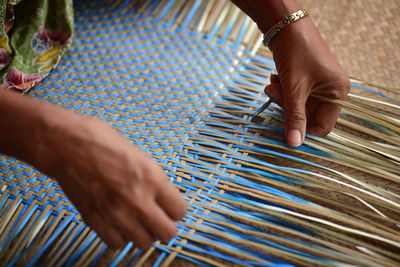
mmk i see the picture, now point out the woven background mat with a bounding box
[258,0,400,88]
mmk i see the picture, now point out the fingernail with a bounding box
[287,129,302,147]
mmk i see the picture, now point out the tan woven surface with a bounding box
[258,0,400,88]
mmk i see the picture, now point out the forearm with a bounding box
[0,89,68,166]
[0,90,42,161]
[231,0,319,55]
[0,88,187,250]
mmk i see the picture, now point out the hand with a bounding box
[31,110,187,249]
[266,17,350,147]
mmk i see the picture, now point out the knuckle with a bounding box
[323,124,335,136]
[129,197,147,215]
[309,123,335,137]
[137,160,159,181]
[128,164,145,185]
[318,127,332,137]
[284,110,306,123]
[126,186,142,202]
[321,130,331,137]
[326,72,351,100]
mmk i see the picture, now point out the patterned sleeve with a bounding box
[0,0,73,93]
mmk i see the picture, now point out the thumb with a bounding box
[283,87,308,147]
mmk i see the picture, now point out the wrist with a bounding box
[255,0,303,34]
[268,16,315,55]
[16,98,67,169]
[0,90,82,174]
[0,90,42,162]
[231,0,303,34]
[29,104,91,175]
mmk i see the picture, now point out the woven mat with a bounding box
[0,1,399,266]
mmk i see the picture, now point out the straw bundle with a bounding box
[0,0,399,266]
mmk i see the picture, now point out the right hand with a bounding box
[230,0,350,147]
[31,109,187,249]
[265,17,350,146]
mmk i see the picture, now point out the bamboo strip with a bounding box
[193,197,400,261]
[158,243,227,267]
[45,221,78,266]
[54,224,90,266]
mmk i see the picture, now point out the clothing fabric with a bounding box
[0,0,73,93]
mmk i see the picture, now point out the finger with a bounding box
[282,85,308,147]
[112,207,154,249]
[140,200,179,243]
[307,102,341,137]
[141,159,187,221]
[156,182,187,221]
[264,83,283,107]
[83,211,126,249]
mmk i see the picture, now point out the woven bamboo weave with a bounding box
[0,0,399,266]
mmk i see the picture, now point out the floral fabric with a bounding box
[0,0,73,93]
